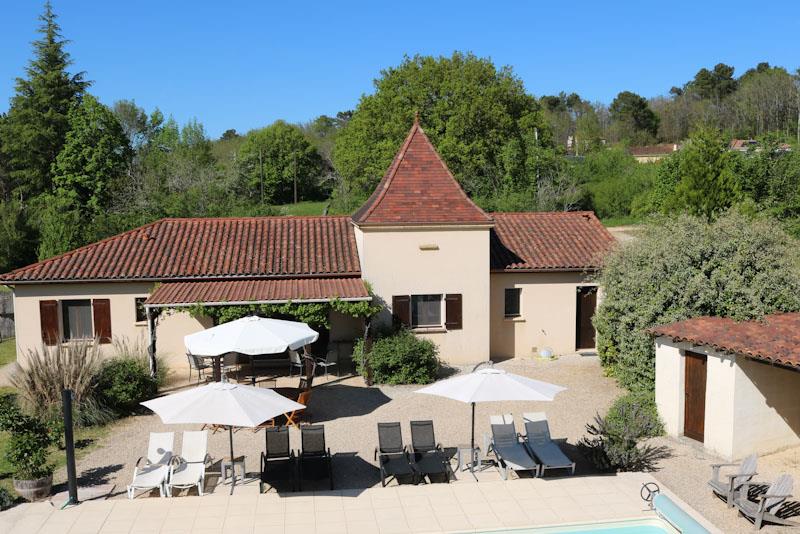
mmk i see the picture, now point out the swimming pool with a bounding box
[476,518,677,533]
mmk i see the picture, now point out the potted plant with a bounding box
[0,395,58,501]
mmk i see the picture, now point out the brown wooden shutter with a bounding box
[40,300,59,346]
[92,299,112,344]
[445,294,462,330]
[391,295,410,327]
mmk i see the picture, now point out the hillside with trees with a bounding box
[1,3,799,274]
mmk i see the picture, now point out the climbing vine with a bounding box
[180,298,380,328]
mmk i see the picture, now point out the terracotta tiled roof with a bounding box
[0,216,360,283]
[145,278,371,306]
[650,313,800,369]
[352,120,492,226]
[629,144,678,157]
[490,211,615,271]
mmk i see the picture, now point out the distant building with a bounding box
[730,139,791,153]
[628,144,679,163]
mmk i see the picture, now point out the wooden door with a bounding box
[684,351,707,442]
[575,287,597,350]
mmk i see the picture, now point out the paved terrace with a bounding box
[1,472,721,534]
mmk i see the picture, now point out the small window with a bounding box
[504,288,522,318]
[62,300,93,341]
[411,294,442,328]
[135,298,147,323]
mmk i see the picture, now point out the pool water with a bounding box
[477,519,674,533]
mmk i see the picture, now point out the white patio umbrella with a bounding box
[415,366,565,472]
[184,315,319,356]
[141,381,304,479]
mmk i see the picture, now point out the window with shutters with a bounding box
[504,288,522,318]
[410,294,442,328]
[62,300,93,341]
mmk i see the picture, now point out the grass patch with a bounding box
[601,215,642,227]
[0,339,16,367]
[274,200,329,216]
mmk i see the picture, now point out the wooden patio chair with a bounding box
[285,390,311,428]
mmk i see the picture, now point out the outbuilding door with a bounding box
[684,351,707,442]
[575,286,597,350]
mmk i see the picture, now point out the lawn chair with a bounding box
[127,432,174,499]
[522,412,576,476]
[409,420,449,483]
[316,349,338,378]
[708,453,758,508]
[260,426,296,492]
[186,353,211,384]
[285,390,311,428]
[166,430,210,497]
[490,415,539,480]
[298,425,333,490]
[735,474,797,530]
[289,349,304,376]
[375,422,417,487]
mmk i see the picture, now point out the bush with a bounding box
[578,393,670,472]
[0,394,60,480]
[95,357,158,415]
[594,210,800,392]
[12,341,106,425]
[355,329,440,384]
[0,486,13,510]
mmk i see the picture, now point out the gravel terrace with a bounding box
[43,353,800,532]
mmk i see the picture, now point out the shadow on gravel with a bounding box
[51,463,124,495]
[308,385,391,422]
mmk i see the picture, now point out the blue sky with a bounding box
[2,1,799,138]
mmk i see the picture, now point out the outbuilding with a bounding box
[651,313,800,460]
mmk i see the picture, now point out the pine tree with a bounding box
[0,1,89,201]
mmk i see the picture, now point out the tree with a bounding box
[594,210,800,392]
[0,1,89,200]
[687,63,737,103]
[609,91,659,144]
[0,201,34,272]
[332,52,551,207]
[729,66,799,137]
[220,129,239,141]
[671,128,742,219]
[112,100,151,149]
[237,121,325,204]
[52,95,132,214]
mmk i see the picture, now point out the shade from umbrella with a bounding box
[141,381,305,462]
[184,315,318,357]
[415,367,566,472]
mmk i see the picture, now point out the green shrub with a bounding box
[355,330,440,385]
[0,394,60,480]
[594,210,800,392]
[578,393,670,472]
[0,486,13,510]
[95,357,158,415]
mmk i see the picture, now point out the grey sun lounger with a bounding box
[410,420,449,483]
[708,453,757,508]
[735,473,797,530]
[522,412,576,476]
[375,422,417,486]
[490,415,539,480]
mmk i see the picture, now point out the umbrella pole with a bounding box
[228,426,236,495]
[470,402,475,473]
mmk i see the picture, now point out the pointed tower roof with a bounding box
[352,119,493,227]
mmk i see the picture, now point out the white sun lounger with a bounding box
[490,414,539,480]
[167,430,210,497]
[522,412,576,476]
[127,432,174,499]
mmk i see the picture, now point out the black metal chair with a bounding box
[410,420,449,483]
[260,426,296,492]
[298,425,333,490]
[375,422,417,487]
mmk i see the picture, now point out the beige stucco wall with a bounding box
[731,357,800,458]
[655,337,800,459]
[489,272,596,359]
[11,282,211,377]
[355,224,491,365]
